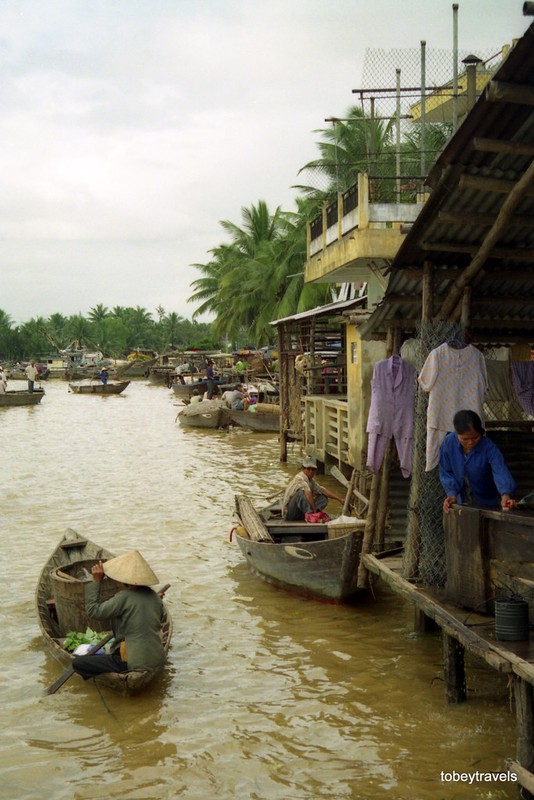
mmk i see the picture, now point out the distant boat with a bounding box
[177,399,232,429]
[68,381,130,395]
[0,389,45,407]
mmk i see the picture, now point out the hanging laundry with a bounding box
[418,342,487,471]
[511,361,534,416]
[366,354,416,478]
[486,360,515,404]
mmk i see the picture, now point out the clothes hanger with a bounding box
[447,337,468,349]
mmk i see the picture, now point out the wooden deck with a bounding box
[362,550,534,797]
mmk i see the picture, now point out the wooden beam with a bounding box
[459,173,534,197]
[514,678,534,776]
[421,260,433,323]
[473,137,534,157]
[438,210,534,227]
[471,296,534,307]
[436,158,534,321]
[486,80,534,106]
[506,760,534,796]
[421,241,534,259]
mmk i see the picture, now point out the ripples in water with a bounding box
[0,380,516,799]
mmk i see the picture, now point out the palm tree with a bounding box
[296,106,395,200]
[88,304,110,322]
[160,312,185,350]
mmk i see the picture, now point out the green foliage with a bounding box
[63,627,109,652]
[0,306,222,361]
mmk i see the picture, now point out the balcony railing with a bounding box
[303,396,349,466]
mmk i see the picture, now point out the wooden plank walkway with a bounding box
[362,550,534,798]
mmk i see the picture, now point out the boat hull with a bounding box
[177,400,232,429]
[229,409,280,432]
[234,528,364,601]
[35,529,172,694]
[68,381,130,395]
[0,389,45,406]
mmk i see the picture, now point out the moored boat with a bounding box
[0,389,45,407]
[68,380,130,395]
[233,495,366,602]
[177,399,232,429]
[229,409,280,432]
[36,529,172,694]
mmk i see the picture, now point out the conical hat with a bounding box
[103,550,159,586]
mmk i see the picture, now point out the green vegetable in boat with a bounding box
[63,628,108,652]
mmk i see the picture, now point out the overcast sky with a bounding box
[0,0,528,325]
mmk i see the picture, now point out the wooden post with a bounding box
[515,677,534,786]
[403,261,433,580]
[375,439,393,550]
[414,608,439,633]
[278,324,288,462]
[442,632,466,704]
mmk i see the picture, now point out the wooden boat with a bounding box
[36,529,173,694]
[177,399,232,429]
[68,380,130,395]
[233,495,366,602]
[0,389,45,406]
[229,409,280,432]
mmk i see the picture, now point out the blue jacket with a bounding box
[439,433,516,507]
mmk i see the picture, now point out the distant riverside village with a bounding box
[4,8,534,796]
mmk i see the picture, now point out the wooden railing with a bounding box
[303,396,349,466]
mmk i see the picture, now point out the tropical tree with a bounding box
[296,106,395,201]
[189,200,334,345]
[88,304,110,322]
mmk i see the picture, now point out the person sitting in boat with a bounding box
[439,409,517,514]
[281,457,344,521]
[98,368,109,385]
[189,389,202,405]
[0,366,7,393]
[222,383,250,411]
[72,550,166,680]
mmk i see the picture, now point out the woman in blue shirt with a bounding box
[439,409,517,514]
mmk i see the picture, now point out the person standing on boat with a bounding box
[72,550,166,680]
[281,457,344,521]
[204,359,216,400]
[0,366,7,393]
[98,368,109,385]
[25,361,38,393]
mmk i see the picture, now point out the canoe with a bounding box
[36,529,172,694]
[171,379,235,401]
[0,389,45,406]
[233,495,366,602]
[177,399,232,429]
[68,381,130,395]
[229,409,280,432]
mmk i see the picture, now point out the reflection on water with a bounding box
[0,381,517,799]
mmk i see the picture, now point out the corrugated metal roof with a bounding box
[270,296,367,326]
[361,21,534,344]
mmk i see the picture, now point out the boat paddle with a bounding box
[45,631,114,696]
[45,583,171,696]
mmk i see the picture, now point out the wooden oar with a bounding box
[45,631,114,695]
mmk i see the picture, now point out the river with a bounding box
[0,379,517,800]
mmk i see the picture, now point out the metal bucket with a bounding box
[50,559,122,633]
[494,599,530,642]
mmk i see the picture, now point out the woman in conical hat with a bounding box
[72,550,166,680]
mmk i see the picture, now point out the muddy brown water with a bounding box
[0,380,517,799]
